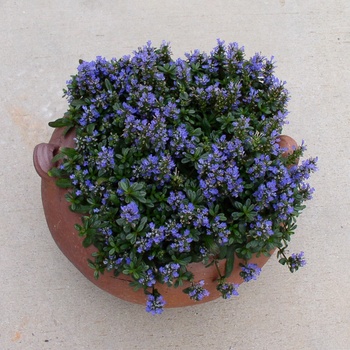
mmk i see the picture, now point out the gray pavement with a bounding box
[1,1,349,349]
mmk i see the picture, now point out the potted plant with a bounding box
[34,40,317,314]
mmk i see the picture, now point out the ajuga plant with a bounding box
[48,40,317,314]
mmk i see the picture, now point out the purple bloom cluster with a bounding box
[98,227,113,244]
[291,157,318,182]
[288,251,307,272]
[133,153,175,185]
[197,138,244,202]
[168,124,196,157]
[187,280,210,301]
[136,223,166,253]
[168,223,193,253]
[207,216,231,245]
[159,263,180,283]
[123,115,169,152]
[96,146,115,170]
[103,254,128,271]
[145,294,166,315]
[178,203,210,229]
[167,191,186,210]
[240,263,262,282]
[249,215,274,238]
[248,154,271,180]
[217,282,239,299]
[138,269,156,288]
[120,202,140,223]
[253,180,278,210]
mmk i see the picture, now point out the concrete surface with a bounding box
[1,1,349,349]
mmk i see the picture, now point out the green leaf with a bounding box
[180,92,189,100]
[82,236,93,248]
[73,205,91,213]
[126,233,136,242]
[234,201,243,210]
[176,256,192,266]
[182,287,191,294]
[48,117,73,128]
[132,193,146,203]
[87,123,95,135]
[109,194,120,205]
[224,245,235,278]
[55,178,72,188]
[105,78,113,91]
[119,179,129,191]
[279,258,287,265]
[116,218,124,226]
[60,147,78,158]
[246,240,259,249]
[137,217,148,231]
[191,128,202,137]
[218,245,228,260]
[186,189,196,202]
[71,99,86,108]
[174,279,183,288]
[48,167,62,178]
[97,177,108,185]
[131,182,144,191]
[51,152,66,163]
[145,199,154,208]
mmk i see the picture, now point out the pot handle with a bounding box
[279,135,298,156]
[33,143,60,179]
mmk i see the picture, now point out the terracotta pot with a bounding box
[33,127,297,308]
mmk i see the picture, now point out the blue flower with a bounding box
[96,146,115,169]
[167,191,186,210]
[187,280,210,301]
[120,201,140,223]
[249,215,274,238]
[193,207,210,228]
[217,282,239,299]
[159,263,180,283]
[136,223,166,253]
[207,216,230,245]
[169,227,193,253]
[169,124,196,156]
[291,157,318,181]
[240,263,261,282]
[288,251,306,272]
[145,294,166,315]
[146,223,166,244]
[123,115,169,152]
[199,246,209,257]
[248,154,271,180]
[135,237,152,253]
[197,140,244,202]
[133,153,175,185]
[98,227,113,239]
[253,180,277,209]
[138,269,156,287]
